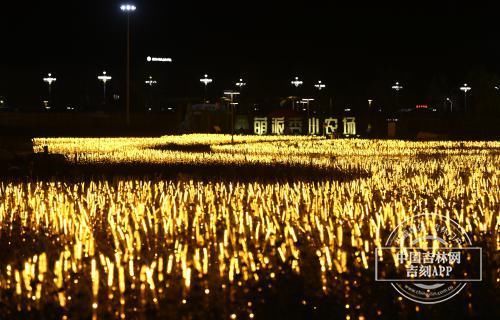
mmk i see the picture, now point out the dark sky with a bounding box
[0,0,499,108]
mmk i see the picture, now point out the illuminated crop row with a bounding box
[0,135,498,318]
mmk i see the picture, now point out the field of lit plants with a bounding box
[0,135,499,319]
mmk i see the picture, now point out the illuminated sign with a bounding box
[272,117,285,135]
[324,118,339,135]
[416,104,429,109]
[308,118,320,135]
[254,117,268,135]
[146,56,173,63]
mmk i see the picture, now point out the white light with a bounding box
[291,76,303,88]
[301,98,314,102]
[224,91,240,96]
[121,4,136,12]
[391,81,403,91]
[146,56,173,63]
[145,76,158,86]
[43,73,57,85]
[314,80,326,90]
[236,78,246,88]
[98,71,112,83]
[460,83,471,93]
[200,74,213,85]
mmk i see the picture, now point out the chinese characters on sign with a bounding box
[308,118,320,135]
[271,117,285,135]
[253,117,356,136]
[324,118,339,135]
[254,117,268,135]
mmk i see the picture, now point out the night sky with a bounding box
[1,0,499,109]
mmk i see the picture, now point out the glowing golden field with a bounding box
[0,135,498,319]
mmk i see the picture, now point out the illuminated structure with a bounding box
[97,71,112,103]
[236,78,246,90]
[224,90,240,143]
[120,3,136,125]
[460,83,471,112]
[301,98,314,118]
[290,77,303,110]
[146,56,172,63]
[200,74,213,103]
[254,117,268,135]
[308,117,320,135]
[314,80,326,91]
[391,81,403,112]
[43,73,57,107]
[145,75,157,87]
[271,117,285,135]
[324,118,339,135]
[343,117,356,135]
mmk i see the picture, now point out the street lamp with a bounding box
[145,75,157,87]
[145,75,158,110]
[291,77,303,110]
[460,83,471,112]
[224,90,240,144]
[446,97,453,113]
[120,3,136,125]
[301,98,315,118]
[200,74,213,103]
[236,78,246,90]
[391,81,403,112]
[291,76,303,88]
[314,80,326,91]
[43,73,57,107]
[98,71,112,104]
[368,99,373,109]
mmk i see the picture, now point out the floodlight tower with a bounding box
[120,3,137,125]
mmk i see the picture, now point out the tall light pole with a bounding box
[291,76,303,110]
[446,97,453,113]
[224,91,240,144]
[145,75,157,110]
[43,73,57,107]
[200,74,213,103]
[460,83,471,112]
[313,81,326,116]
[120,3,136,125]
[98,71,112,104]
[391,81,403,113]
[302,98,314,118]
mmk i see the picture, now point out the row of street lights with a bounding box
[391,81,473,112]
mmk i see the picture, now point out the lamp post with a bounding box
[236,78,246,112]
[291,76,303,110]
[391,81,403,113]
[314,80,326,91]
[120,3,136,125]
[43,73,57,108]
[145,75,157,87]
[446,97,453,113]
[224,90,240,144]
[460,83,471,112]
[145,75,157,110]
[98,71,112,104]
[200,74,213,103]
[301,98,315,119]
[236,78,246,91]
